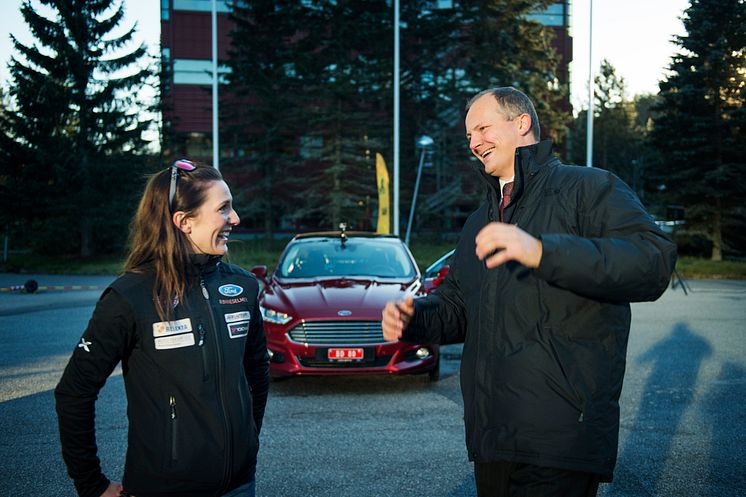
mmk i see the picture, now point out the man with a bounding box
[382,87,676,496]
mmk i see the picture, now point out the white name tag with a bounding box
[224,311,251,323]
[153,318,193,337]
[155,333,195,350]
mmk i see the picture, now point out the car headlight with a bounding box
[260,305,293,325]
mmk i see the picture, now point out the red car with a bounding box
[250,231,440,380]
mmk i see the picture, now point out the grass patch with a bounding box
[224,239,291,272]
[0,253,125,275]
[406,239,455,270]
[676,256,746,280]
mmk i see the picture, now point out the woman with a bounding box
[55,160,269,497]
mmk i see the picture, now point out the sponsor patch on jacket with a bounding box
[155,333,196,350]
[224,311,251,323]
[152,318,193,337]
[227,321,250,339]
[152,318,194,350]
[218,297,250,305]
[218,284,244,297]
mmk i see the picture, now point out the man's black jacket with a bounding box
[404,141,676,479]
[55,256,269,497]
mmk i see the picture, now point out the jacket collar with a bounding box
[187,253,222,277]
[475,139,555,203]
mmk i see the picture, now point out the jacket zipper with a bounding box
[197,323,208,380]
[169,395,178,462]
[199,275,233,490]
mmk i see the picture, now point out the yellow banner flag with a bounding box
[375,153,390,234]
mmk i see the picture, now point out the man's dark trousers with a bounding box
[475,461,601,497]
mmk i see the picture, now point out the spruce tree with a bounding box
[223,0,571,235]
[225,0,390,233]
[651,0,746,260]
[0,0,155,257]
[571,60,648,194]
[398,0,569,231]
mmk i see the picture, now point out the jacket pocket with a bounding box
[547,328,611,421]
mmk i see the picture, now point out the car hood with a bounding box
[262,277,419,320]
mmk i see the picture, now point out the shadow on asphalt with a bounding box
[610,322,712,495]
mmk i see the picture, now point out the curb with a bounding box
[0,282,108,293]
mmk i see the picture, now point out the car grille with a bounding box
[288,320,386,345]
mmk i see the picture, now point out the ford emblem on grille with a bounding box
[218,284,244,297]
[337,310,352,316]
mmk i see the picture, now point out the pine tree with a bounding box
[293,0,391,229]
[223,0,313,238]
[398,0,569,231]
[222,0,571,235]
[571,60,649,195]
[0,0,155,257]
[225,0,390,233]
[651,0,746,260]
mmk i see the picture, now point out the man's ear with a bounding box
[517,113,533,137]
[172,211,192,235]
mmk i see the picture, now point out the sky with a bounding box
[0,0,690,113]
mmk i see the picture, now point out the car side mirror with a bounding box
[433,265,450,287]
[250,265,268,283]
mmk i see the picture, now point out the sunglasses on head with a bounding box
[168,159,197,212]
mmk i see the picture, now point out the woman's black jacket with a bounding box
[55,256,269,497]
[404,141,677,480]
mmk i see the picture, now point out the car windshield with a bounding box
[277,237,417,279]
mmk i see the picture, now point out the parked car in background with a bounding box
[251,230,440,380]
[422,249,454,294]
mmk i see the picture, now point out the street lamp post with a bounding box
[404,135,434,246]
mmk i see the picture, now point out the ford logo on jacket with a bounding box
[219,284,244,297]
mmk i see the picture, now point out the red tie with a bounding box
[499,181,514,222]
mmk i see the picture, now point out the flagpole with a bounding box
[211,0,219,170]
[393,0,400,236]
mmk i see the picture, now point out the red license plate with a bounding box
[327,348,364,361]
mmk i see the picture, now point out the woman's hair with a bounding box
[124,162,224,320]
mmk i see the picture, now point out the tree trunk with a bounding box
[79,149,93,258]
[711,199,722,261]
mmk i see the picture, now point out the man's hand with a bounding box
[100,482,123,497]
[381,297,415,341]
[475,222,543,269]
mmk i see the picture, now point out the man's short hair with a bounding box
[466,87,541,141]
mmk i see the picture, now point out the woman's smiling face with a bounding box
[183,180,240,255]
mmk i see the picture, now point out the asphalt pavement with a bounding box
[1,274,745,496]
[0,274,115,316]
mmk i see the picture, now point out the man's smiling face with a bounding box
[465,94,533,180]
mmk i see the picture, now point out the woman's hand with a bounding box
[100,482,123,497]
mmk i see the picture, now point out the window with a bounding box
[278,238,417,279]
[526,2,565,27]
[173,59,231,85]
[173,0,232,13]
[161,0,170,20]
